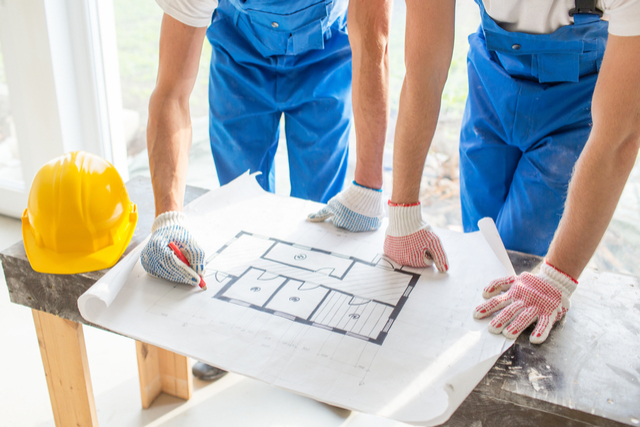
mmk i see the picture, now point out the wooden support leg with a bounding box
[135,341,193,409]
[32,309,99,427]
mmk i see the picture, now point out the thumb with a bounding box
[307,206,334,222]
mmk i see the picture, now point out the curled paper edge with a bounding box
[78,241,146,320]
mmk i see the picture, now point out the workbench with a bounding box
[2,177,639,427]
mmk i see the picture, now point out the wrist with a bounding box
[352,180,382,192]
[386,202,430,236]
[152,211,187,233]
[539,259,578,296]
[152,190,184,218]
[354,165,383,190]
[388,200,420,207]
[336,182,385,218]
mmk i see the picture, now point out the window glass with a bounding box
[0,43,24,188]
[113,0,639,276]
[593,159,640,276]
[384,2,480,232]
[114,1,215,187]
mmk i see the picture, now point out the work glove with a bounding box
[307,181,385,232]
[383,202,449,272]
[140,211,205,286]
[473,260,578,344]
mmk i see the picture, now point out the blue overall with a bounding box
[459,0,608,256]
[207,0,351,203]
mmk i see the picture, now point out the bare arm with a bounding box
[390,0,456,203]
[347,0,392,189]
[147,13,207,216]
[546,34,640,279]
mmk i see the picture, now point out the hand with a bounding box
[473,260,578,344]
[140,211,206,286]
[383,202,448,272]
[307,181,385,232]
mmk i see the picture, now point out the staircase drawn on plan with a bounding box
[204,231,421,345]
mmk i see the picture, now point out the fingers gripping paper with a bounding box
[78,173,512,425]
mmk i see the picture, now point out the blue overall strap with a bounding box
[288,20,325,55]
[474,0,606,83]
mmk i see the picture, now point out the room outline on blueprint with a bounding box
[79,177,514,424]
[205,231,421,345]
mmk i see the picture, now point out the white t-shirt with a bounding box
[157,0,640,36]
[484,0,640,36]
[156,0,218,28]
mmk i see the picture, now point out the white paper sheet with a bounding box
[79,174,513,425]
[478,217,516,277]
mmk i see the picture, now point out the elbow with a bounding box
[403,60,450,101]
[148,86,190,121]
[596,112,640,158]
[347,2,391,65]
[149,85,190,109]
[361,25,389,63]
[623,114,640,154]
[147,87,192,147]
[361,32,389,66]
[617,131,640,161]
[403,46,452,98]
[610,132,640,178]
[591,122,640,172]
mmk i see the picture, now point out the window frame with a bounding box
[0,0,127,218]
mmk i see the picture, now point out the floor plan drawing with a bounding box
[205,231,421,345]
[78,175,513,424]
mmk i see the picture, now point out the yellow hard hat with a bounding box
[21,151,138,274]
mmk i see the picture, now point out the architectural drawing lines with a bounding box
[206,231,421,345]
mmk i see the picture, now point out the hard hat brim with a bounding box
[22,207,138,275]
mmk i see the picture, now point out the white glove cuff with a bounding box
[151,211,187,233]
[386,204,430,237]
[336,183,385,219]
[539,261,578,297]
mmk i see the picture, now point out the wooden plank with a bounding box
[135,341,162,409]
[136,342,192,408]
[32,309,98,427]
[158,347,193,400]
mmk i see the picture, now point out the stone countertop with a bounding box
[1,176,207,324]
[2,177,638,427]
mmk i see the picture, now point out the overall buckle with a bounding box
[569,0,603,17]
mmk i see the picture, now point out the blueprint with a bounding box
[204,231,420,345]
[78,173,512,426]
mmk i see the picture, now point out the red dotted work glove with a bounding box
[383,202,449,272]
[473,260,578,344]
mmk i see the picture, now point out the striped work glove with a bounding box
[383,202,449,272]
[140,211,205,286]
[473,260,577,344]
[307,181,385,232]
